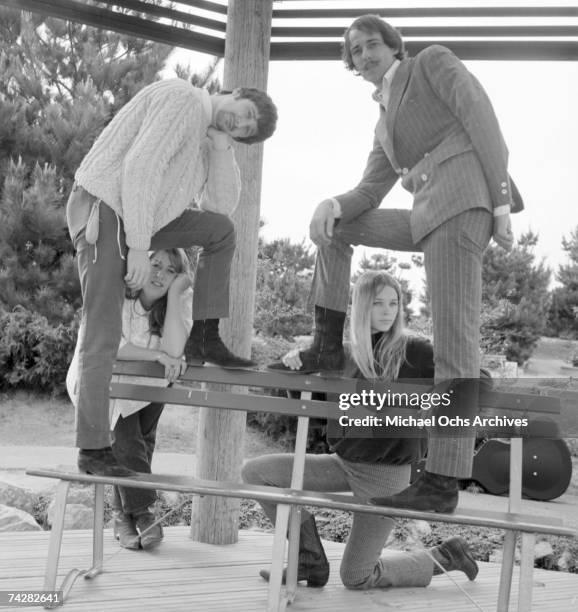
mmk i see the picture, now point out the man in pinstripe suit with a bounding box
[269,15,523,512]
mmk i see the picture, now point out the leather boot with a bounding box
[113,512,140,550]
[259,516,329,587]
[371,471,459,513]
[430,536,479,581]
[134,510,164,550]
[267,306,346,374]
[185,319,256,369]
[78,447,136,477]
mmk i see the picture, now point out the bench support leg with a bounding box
[516,532,535,612]
[497,530,517,612]
[85,483,105,579]
[267,504,291,612]
[285,506,302,601]
[43,480,70,593]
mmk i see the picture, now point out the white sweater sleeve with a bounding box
[121,89,202,250]
[197,141,241,216]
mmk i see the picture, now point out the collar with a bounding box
[200,88,213,125]
[372,59,401,104]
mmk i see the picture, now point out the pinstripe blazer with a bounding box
[336,45,524,243]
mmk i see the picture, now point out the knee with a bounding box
[211,213,236,248]
[241,457,265,485]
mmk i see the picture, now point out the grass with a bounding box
[0,390,282,457]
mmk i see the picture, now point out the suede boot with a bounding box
[268,306,346,374]
[259,516,329,587]
[430,536,479,581]
[371,471,459,513]
[113,512,140,550]
[185,319,256,369]
[134,510,164,550]
[78,447,136,477]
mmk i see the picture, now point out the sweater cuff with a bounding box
[125,233,151,251]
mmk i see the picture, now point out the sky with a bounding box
[165,1,578,305]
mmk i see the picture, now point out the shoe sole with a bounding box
[140,535,164,550]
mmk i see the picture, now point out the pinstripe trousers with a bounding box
[310,207,493,478]
[242,453,433,589]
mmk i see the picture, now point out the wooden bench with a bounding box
[27,363,577,612]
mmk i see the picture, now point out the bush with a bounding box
[0,306,78,393]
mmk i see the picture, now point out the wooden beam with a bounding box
[93,0,227,33]
[2,0,577,61]
[0,0,225,55]
[271,6,578,19]
[270,25,578,38]
[270,40,578,62]
[190,0,274,547]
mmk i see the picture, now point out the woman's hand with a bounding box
[168,272,193,296]
[280,348,303,371]
[156,351,187,383]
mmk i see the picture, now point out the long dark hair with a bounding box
[126,248,190,336]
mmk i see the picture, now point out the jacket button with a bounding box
[402,168,409,175]
[421,173,428,181]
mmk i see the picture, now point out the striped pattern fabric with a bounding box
[334,45,515,242]
[312,208,491,477]
[311,45,513,477]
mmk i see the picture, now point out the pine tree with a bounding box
[481,231,552,364]
[0,8,173,325]
[254,237,315,338]
[0,8,180,391]
[548,226,578,338]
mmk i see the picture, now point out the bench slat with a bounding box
[111,361,561,415]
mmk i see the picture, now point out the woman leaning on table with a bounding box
[242,270,478,589]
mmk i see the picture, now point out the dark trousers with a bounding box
[111,402,164,515]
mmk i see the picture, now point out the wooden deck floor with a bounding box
[1,528,577,612]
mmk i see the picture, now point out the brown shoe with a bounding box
[78,448,136,477]
[430,536,479,581]
[134,511,164,550]
[370,471,459,513]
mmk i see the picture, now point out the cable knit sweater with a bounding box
[75,79,241,250]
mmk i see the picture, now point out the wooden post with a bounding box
[190,0,273,544]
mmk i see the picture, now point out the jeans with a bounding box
[111,402,164,514]
[242,453,433,589]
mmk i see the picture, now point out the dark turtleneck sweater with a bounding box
[326,334,434,465]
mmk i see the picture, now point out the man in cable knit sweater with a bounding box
[67,78,277,477]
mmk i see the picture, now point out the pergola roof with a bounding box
[1,0,577,60]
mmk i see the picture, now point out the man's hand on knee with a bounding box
[310,199,336,246]
[125,248,151,290]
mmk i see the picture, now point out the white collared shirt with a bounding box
[372,59,401,111]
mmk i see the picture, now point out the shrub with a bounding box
[0,306,78,393]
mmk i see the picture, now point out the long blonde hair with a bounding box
[350,270,408,380]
